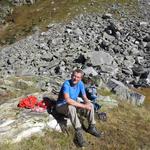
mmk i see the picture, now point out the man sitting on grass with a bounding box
[56,69,102,147]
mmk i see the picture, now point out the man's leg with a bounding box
[86,104,101,137]
[67,105,87,147]
[76,103,101,137]
[56,104,68,116]
[56,104,87,147]
[86,103,96,125]
[56,104,82,129]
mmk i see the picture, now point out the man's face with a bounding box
[71,72,82,85]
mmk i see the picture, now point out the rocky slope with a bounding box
[0,13,150,88]
[0,0,150,144]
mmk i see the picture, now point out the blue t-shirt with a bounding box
[57,80,86,106]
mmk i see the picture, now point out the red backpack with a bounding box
[18,95,38,109]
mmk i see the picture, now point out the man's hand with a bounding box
[84,103,92,111]
[64,93,93,110]
[82,94,92,110]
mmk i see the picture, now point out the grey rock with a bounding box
[146,72,150,84]
[39,43,49,50]
[41,54,53,62]
[115,31,121,39]
[139,21,149,27]
[136,56,145,65]
[132,65,146,76]
[36,80,47,91]
[143,34,150,42]
[88,51,116,66]
[10,0,36,6]
[114,54,124,65]
[102,13,112,19]
[122,68,133,75]
[145,42,150,51]
[123,56,135,68]
[101,65,118,75]
[130,47,140,55]
[74,28,83,35]
[7,58,15,65]
[103,32,115,42]
[83,67,98,76]
[107,79,145,105]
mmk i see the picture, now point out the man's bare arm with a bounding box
[64,93,92,111]
[82,94,91,104]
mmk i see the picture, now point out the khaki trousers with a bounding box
[56,103,96,129]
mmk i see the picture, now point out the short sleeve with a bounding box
[80,81,86,96]
[62,82,70,94]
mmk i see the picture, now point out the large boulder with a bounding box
[83,67,98,76]
[107,79,145,106]
[88,51,118,75]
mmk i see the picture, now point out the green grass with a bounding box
[0,76,41,102]
[0,102,150,150]
[0,0,12,5]
[0,76,150,149]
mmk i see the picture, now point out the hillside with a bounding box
[0,0,150,149]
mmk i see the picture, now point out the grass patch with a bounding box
[0,0,12,5]
[0,76,41,102]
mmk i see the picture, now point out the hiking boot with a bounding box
[87,124,101,137]
[75,128,87,147]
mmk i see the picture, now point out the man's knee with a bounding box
[56,104,68,115]
[68,105,77,114]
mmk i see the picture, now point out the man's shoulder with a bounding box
[63,80,71,86]
[78,80,84,86]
